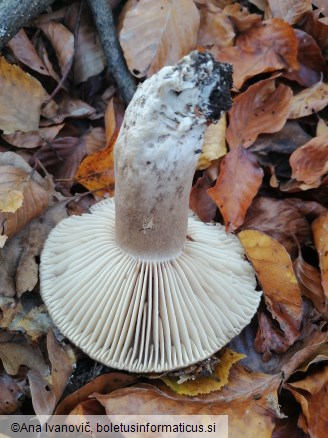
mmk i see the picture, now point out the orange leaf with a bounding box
[238,230,302,343]
[226,78,292,149]
[208,147,263,231]
[290,136,328,186]
[218,18,299,88]
[197,3,235,49]
[312,211,328,300]
[119,0,200,77]
[74,131,117,196]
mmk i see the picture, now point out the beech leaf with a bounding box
[288,80,328,119]
[197,115,227,170]
[119,0,200,77]
[312,211,328,299]
[266,0,312,25]
[208,147,263,232]
[226,78,293,149]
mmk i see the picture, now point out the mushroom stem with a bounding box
[114,52,233,259]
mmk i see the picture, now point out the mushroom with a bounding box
[40,52,261,373]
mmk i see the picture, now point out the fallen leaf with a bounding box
[95,365,283,437]
[226,78,293,149]
[119,0,200,77]
[0,342,49,376]
[208,147,263,231]
[39,22,74,74]
[2,124,64,149]
[290,136,328,187]
[7,29,50,75]
[28,369,56,416]
[312,211,328,299]
[316,117,328,137]
[238,230,302,345]
[313,0,328,16]
[218,19,299,89]
[285,366,328,438]
[224,3,261,32]
[0,57,47,134]
[241,197,326,257]
[197,114,226,170]
[55,373,137,415]
[0,373,26,414]
[266,0,312,25]
[65,2,106,84]
[0,152,52,239]
[294,254,328,317]
[74,131,118,196]
[197,3,235,49]
[162,348,245,395]
[288,80,328,119]
[189,172,217,222]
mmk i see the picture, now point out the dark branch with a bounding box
[87,0,137,105]
[0,0,55,49]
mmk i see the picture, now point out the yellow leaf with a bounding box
[316,117,328,137]
[118,0,200,77]
[197,115,227,170]
[162,348,245,395]
[0,189,23,213]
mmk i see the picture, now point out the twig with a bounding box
[0,0,55,49]
[87,0,137,105]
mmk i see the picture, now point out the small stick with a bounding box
[87,0,137,105]
[0,0,55,49]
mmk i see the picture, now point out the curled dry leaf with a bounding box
[7,29,50,76]
[217,19,299,89]
[38,22,74,74]
[197,3,235,50]
[95,365,283,438]
[208,147,263,231]
[255,312,292,359]
[197,115,226,170]
[238,230,302,345]
[0,373,26,414]
[2,124,64,149]
[288,80,328,119]
[285,366,328,438]
[119,0,200,77]
[189,172,217,222]
[0,152,52,240]
[266,0,312,25]
[290,136,328,187]
[0,342,49,376]
[312,211,328,299]
[162,348,245,395]
[0,57,47,134]
[294,254,328,317]
[226,78,292,149]
[223,4,261,32]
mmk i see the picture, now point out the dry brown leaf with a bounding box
[208,147,263,231]
[289,81,328,119]
[0,152,51,240]
[285,366,328,438]
[197,115,226,170]
[294,254,328,317]
[7,29,50,75]
[312,212,328,300]
[39,22,74,74]
[0,57,47,134]
[119,0,200,77]
[190,172,217,222]
[316,117,328,137]
[313,0,328,16]
[218,19,299,89]
[2,124,64,149]
[266,0,312,25]
[226,78,292,149]
[255,312,292,359]
[56,373,137,415]
[238,230,302,344]
[197,3,235,49]
[290,136,328,187]
[0,373,26,414]
[0,343,48,376]
[162,348,245,395]
[223,3,261,32]
[65,3,106,84]
[94,365,283,437]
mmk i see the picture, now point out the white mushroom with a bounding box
[40,52,262,373]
